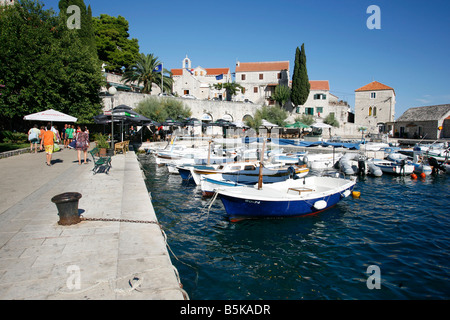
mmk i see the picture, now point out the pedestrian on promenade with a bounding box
[39,126,45,143]
[76,126,90,165]
[52,125,61,144]
[28,124,40,153]
[40,124,55,166]
[61,124,67,148]
[66,124,74,146]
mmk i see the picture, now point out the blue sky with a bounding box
[42,0,450,118]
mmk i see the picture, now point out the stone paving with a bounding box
[0,146,185,300]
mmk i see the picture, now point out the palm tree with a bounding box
[122,53,173,94]
[212,82,244,101]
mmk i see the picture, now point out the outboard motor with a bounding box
[428,157,445,174]
[288,166,297,179]
[358,159,366,175]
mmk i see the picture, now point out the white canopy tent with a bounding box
[311,122,332,129]
[23,109,77,123]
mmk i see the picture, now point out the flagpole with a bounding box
[161,63,164,94]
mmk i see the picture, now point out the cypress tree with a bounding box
[58,0,96,53]
[291,43,310,106]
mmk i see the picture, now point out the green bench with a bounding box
[89,147,112,174]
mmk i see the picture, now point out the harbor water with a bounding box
[138,154,449,300]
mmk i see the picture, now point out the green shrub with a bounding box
[2,131,27,144]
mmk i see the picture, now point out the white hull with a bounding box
[372,159,414,175]
[304,153,342,170]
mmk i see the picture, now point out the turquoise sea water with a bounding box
[139,155,450,300]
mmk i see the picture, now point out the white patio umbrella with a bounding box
[260,119,278,128]
[23,109,77,123]
[311,122,332,129]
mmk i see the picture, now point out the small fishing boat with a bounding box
[372,159,414,175]
[269,151,307,165]
[186,161,308,185]
[386,151,432,176]
[302,153,343,170]
[176,164,222,181]
[200,166,310,196]
[215,176,356,222]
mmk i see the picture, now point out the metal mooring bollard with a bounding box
[51,192,82,225]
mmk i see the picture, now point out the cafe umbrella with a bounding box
[24,109,77,125]
[95,105,157,142]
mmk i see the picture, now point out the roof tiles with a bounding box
[355,81,394,93]
[236,61,289,72]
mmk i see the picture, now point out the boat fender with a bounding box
[303,156,308,165]
[313,200,327,210]
[342,190,351,198]
[411,173,417,179]
[352,191,361,198]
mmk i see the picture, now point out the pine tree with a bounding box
[291,43,310,107]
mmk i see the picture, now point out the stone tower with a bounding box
[354,81,396,134]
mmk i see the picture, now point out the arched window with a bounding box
[369,106,372,116]
[373,107,377,116]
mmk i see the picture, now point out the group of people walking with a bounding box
[28,123,90,166]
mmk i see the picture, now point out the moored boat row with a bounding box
[144,137,448,221]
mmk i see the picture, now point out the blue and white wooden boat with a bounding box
[200,166,309,196]
[215,176,356,222]
[176,164,220,181]
[185,161,309,186]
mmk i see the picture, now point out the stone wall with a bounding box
[102,92,261,122]
[101,92,367,138]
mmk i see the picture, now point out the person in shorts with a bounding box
[28,124,40,153]
[40,124,55,166]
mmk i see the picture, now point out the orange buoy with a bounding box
[411,173,417,179]
[420,172,426,179]
[352,191,361,198]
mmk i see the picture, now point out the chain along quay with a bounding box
[138,136,449,299]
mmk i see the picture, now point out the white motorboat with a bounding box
[372,159,414,175]
[302,153,342,170]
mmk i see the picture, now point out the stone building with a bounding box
[394,104,450,139]
[171,56,231,100]
[354,81,396,134]
[292,80,351,124]
[234,61,290,104]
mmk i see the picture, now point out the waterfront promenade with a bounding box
[0,146,185,300]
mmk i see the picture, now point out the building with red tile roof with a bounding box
[235,60,290,104]
[355,81,396,96]
[354,81,396,134]
[171,56,231,100]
